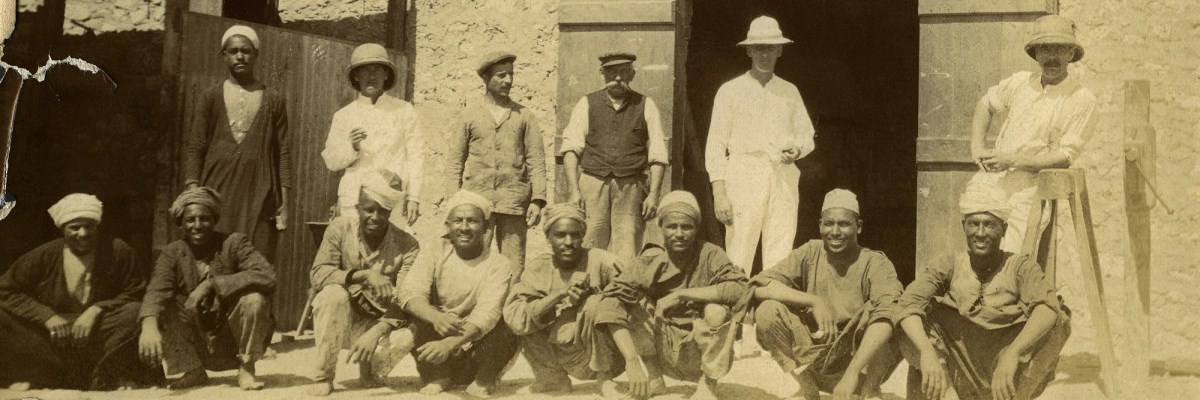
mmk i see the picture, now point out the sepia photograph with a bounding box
[0,0,1195,399]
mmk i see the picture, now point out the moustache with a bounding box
[605,81,629,89]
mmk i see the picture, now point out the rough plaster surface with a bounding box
[1057,0,1200,362]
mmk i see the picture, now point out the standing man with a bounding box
[446,51,547,278]
[967,15,1096,255]
[559,52,669,263]
[185,25,291,261]
[752,190,903,400]
[323,43,424,228]
[707,15,815,275]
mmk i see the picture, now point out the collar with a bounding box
[354,93,394,106]
[1028,71,1079,94]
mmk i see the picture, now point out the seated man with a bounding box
[0,193,159,390]
[752,189,904,400]
[595,190,750,400]
[138,187,276,390]
[894,182,1070,400]
[397,189,519,397]
[503,203,629,396]
[306,174,421,396]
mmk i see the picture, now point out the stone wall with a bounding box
[1060,0,1200,360]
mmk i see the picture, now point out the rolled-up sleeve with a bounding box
[892,259,951,326]
[1056,91,1097,163]
[557,97,589,157]
[322,109,359,172]
[864,255,904,325]
[643,97,670,166]
[1014,255,1060,316]
[463,261,512,334]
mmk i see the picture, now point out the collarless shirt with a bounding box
[398,239,513,334]
[321,93,425,202]
[309,216,421,290]
[895,252,1060,330]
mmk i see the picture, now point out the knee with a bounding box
[753,300,788,329]
[237,292,270,314]
[702,303,731,327]
[313,285,350,308]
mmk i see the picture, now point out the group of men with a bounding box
[0,13,1094,400]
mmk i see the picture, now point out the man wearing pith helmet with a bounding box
[707,14,817,358]
[322,43,426,229]
[445,50,548,280]
[558,51,670,264]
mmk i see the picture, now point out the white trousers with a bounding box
[722,153,800,274]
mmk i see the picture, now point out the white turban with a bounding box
[222,25,260,50]
[48,193,102,227]
[445,189,492,220]
[959,177,1011,221]
[360,172,404,210]
[822,189,860,215]
[657,190,701,224]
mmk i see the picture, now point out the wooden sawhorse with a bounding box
[1021,168,1119,397]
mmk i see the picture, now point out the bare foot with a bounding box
[306,381,334,397]
[237,363,264,390]
[359,363,383,387]
[649,377,668,396]
[168,368,209,390]
[599,379,623,398]
[420,379,450,395]
[690,377,719,400]
[8,382,30,391]
[465,381,494,397]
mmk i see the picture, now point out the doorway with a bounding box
[681,1,918,281]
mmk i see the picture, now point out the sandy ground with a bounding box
[3,337,1199,400]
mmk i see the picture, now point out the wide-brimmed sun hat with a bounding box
[1024,15,1084,63]
[347,43,397,91]
[737,16,793,46]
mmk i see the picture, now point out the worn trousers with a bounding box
[521,296,624,383]
[0,302,160,390]
[309,285,414,382]
[755,300,900,394]
[898,302,1071,400]
[160,292,274,375]
[491,213,528,281]
[408,319,520,387]
[579,173,646,263]
[723,154,800,273]
[596,297,737,382]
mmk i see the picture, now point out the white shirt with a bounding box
[398,242,512,334]
[321,93,425,202]
[983,71,1097,163]
[557,93,670,166]
[705,72,816,182]
[62,247,93,305]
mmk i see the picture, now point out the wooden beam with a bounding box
[153,0,190,254]
[189,0,222,16]
[560,0,674,25]
[386,0,407,50]
[1122,80,1153,393]
[1069,170,1121,397]
[918,0,1056,16]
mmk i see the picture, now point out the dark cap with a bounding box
[598,52,637,67]
[476,51,517,77]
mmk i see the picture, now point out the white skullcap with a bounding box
[48,193,102,227]
[445,189,492,220]
[822,189,860,215]
[959,177,1011,221]
[360,172,404,210]
[222,25,260,50]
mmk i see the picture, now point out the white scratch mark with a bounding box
[1,56,109,83]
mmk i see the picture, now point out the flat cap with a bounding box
[599,52,636,67]
[477,51,517,77]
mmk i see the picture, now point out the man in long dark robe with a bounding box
[138,187,276,390]
[184,25,291,261]
[0,193,160,390]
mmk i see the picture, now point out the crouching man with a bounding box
[894,182,1070,400]
[503,203,630,396]
[752,189,903,400]
[397,189,520,397]
[306,173,421,396]
[594,190,750,399]
[138,187,275,390]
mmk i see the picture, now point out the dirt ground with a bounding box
[3,338,1199,400]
